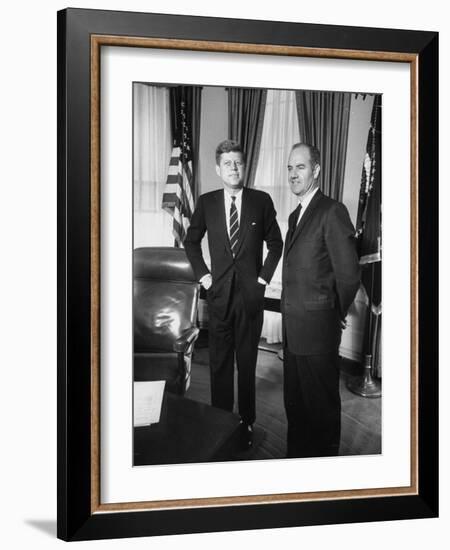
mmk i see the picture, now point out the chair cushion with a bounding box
[134,281,198,352]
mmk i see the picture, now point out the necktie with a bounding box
[229,196,240,255]
[288,203,302,241]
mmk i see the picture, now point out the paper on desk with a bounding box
[133,380,166,427]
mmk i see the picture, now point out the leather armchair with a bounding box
[134,247,200,395]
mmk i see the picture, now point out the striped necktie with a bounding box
[229,196,240,255]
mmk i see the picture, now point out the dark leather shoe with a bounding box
[239,422,253,451]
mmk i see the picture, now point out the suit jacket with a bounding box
[281,189,360,355]
[184,188,283,319]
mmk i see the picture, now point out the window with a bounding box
[133,84,173,247]
[254,89,300,226]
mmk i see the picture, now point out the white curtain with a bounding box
[133,84,173,248]
[254,89,300,343]
[254,89,300,222]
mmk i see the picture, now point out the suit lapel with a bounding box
[214,190,233,256]
[286,189,323,254]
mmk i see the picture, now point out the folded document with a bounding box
[133,380,166,427]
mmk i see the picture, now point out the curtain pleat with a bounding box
[133,83,172,206]
[191,87,202,201]
[227,88,267,188]
[296,91,351,201]
[253,89,300,224]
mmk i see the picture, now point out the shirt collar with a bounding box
[224,188,243,199]
[224,188,243,208]
[298,186,319,210]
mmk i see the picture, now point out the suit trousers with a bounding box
[208,275,263,425]
[283,347,341,458]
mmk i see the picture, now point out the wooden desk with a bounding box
[134,392,241,466]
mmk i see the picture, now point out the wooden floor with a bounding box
[186,340,381,461]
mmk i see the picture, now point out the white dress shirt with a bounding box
[224,188,243,237]
[296,186,319,224]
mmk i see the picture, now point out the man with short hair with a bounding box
[281,142,360,458]
[184,139,282,450]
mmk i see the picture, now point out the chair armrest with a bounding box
[173,326,200,353]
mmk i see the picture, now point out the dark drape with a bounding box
[190,87,202,201]
[295,90,351,201]
[355,94,382,377]
[227,88,267,188]
[167,85,203,199]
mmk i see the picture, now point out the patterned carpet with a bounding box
[185,344,381,460]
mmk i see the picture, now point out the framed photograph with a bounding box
[57,8,438,541]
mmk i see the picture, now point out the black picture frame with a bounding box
[57,7,438,541]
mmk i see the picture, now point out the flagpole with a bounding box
[347,261,381,398]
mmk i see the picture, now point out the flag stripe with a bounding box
[162,146,195,246]
[161,89,198,246]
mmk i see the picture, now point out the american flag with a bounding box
[162,87,195,247]
[356,94,382,267]
[356,94,382,378]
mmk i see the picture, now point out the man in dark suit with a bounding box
[281,142,360,458]
[184,140,283,449]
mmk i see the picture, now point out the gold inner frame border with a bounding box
[89,34,419,514]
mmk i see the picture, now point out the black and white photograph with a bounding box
[51,4,440,543]
[132,83,382,466]
[1,0,446,545]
